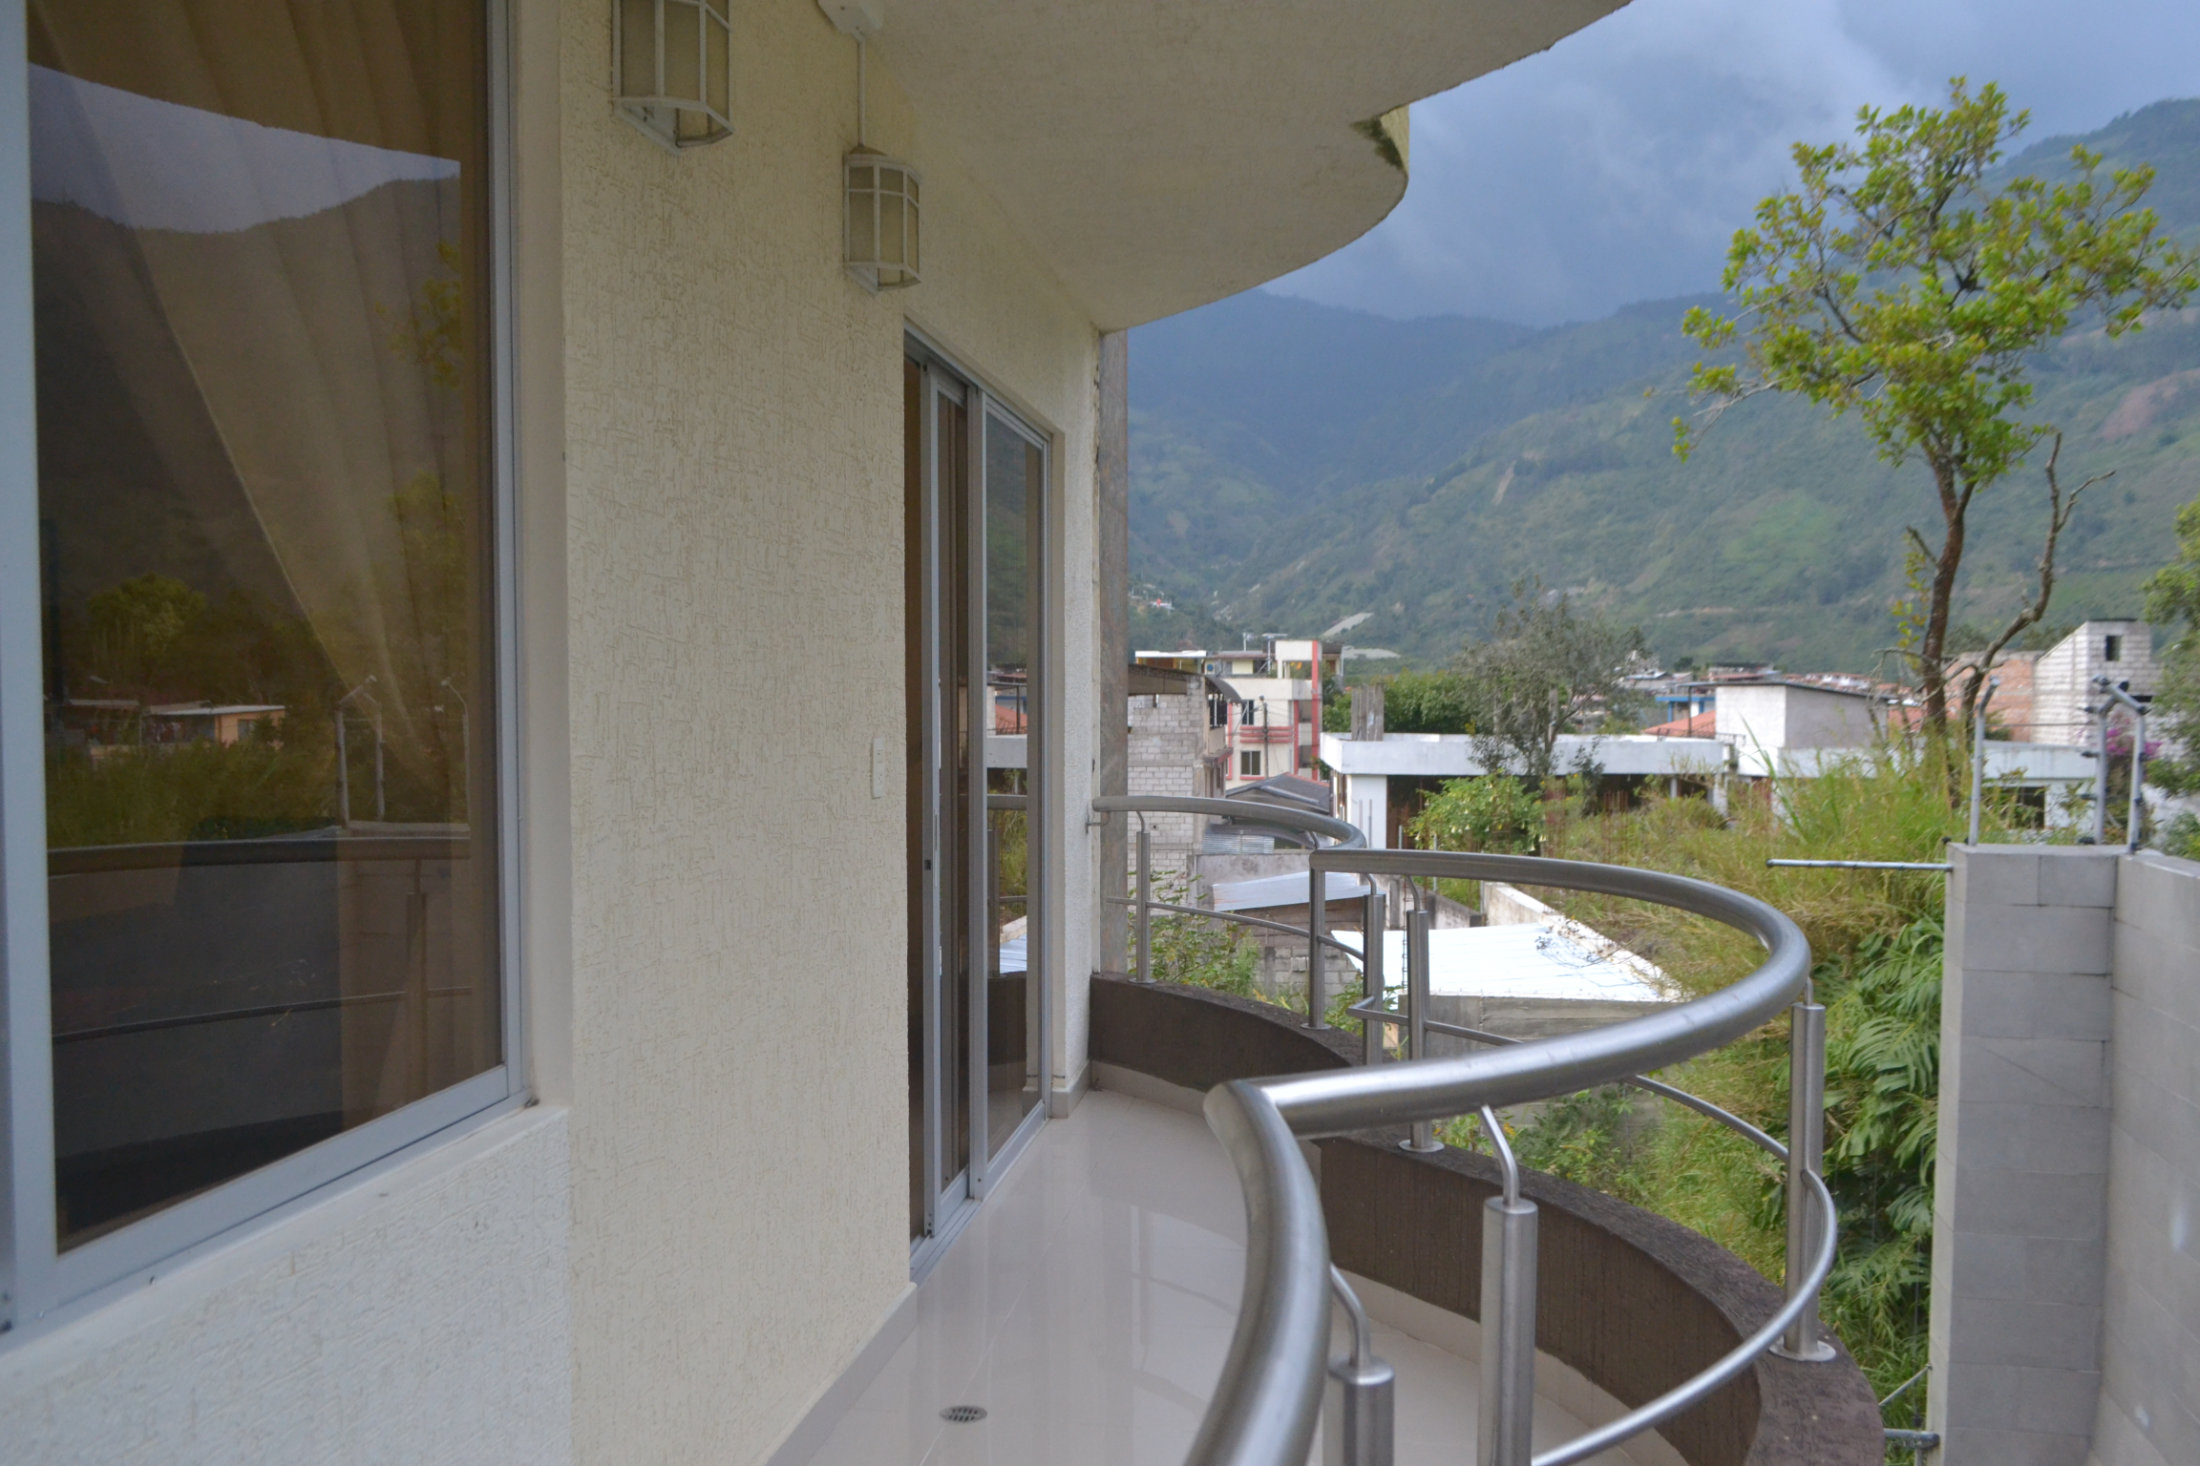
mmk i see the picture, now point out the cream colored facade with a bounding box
[0,1,1629,1462]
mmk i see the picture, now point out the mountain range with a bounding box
[1127,98,2200,674]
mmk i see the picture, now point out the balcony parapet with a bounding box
[1088,977,1884,1466]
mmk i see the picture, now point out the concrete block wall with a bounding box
[1128,690,1208,879]
[1933,845,2200,1466]
[2090,852,2200,1466]
[1931,845,2118,1466]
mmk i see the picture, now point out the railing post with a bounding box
[1480,1109,1537,1466]
[1325,1267,1395,1466]
[1362,888,1386,1067]
[1775,1000,1836,1361]
[1401,907,1440,1153]
[1307,860,1329,1029]
[1135,825,1153,985]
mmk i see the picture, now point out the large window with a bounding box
[3,0,511,1320]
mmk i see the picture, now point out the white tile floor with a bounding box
[808,1090,1650,1466]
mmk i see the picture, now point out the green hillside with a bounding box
[1129,99,2200,672]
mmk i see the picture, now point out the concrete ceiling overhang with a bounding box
[874,0,1628,330]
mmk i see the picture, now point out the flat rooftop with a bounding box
[1339,926,1671,1004]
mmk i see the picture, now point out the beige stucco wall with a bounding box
[0,1109,574,1466]
[555,1,1100,1461]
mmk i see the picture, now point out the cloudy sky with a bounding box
[1266,0,2200,326]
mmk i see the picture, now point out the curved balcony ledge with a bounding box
[803,1086,1686,1466]
[875,0,1627,329]
[1087,976,1886,1466]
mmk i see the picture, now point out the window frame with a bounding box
[0,0,527,1334]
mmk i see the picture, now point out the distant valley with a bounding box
[1128,99,2200,673]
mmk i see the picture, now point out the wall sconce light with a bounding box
[615,0,734,152]
[846,145,920,291]
[822,3,919,291]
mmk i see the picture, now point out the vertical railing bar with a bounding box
[1362,888,1385,1067]
[1135,822,1152,985]
[1401,907,1439,1153]
[1325,1266,1395,1466]
[1307,858,1329,1029]
[1480,1109,1538,1466]
[1774,999,1836,1361]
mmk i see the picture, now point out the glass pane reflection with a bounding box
[985,416,1042,1157]
[31,1,499,1249]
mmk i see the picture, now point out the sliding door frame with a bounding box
[906,330,1051,1275]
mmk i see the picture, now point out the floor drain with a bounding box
[941,1405,988,1424]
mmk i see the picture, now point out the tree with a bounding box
[1379,669,1472,734]
[1678,80,2196,744]
[2142,497,2200,793]
[1454,581,1643,783]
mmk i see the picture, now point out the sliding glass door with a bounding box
[906,342,1046,1259]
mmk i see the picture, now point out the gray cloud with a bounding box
[1265,0,2200,325]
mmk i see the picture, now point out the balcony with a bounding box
[796,798,1886,1466]
[808,1087,1691,1466]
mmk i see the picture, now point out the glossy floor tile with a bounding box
[808,1090,1651,1466]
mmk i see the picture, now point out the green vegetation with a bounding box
[1453,581,1645,780]
[46,738,336,848]
[1406,775,1541,855]
[1379,669,1474,733]
[1680,79,2197,737]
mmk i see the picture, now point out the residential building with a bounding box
[1138,640,1335,789]
[1713,679,1882,754]
[2030,619,2158,744]
[1125,661,1228,878]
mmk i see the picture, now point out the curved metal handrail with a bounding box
[1269,849,1809,1133]
[1188,846,1824,1466]
[1091,793,1366,849]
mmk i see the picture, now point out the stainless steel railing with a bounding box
[1092,793,1365,988]
[1090,798,1838,1466]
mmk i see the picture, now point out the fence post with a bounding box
[2092,680,2112,846]
[1775,1000,1836,1361]
[2129,706,2147,853]
[1967,678,1996,846]
[1135,825,1153,985]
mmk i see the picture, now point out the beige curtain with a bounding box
[31,0,487,802]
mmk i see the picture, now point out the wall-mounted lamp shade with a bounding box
[616,0,733,151]
[846,147,920,290]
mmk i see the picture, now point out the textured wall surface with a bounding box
[555,0,1099,1461]
[2090,852,2200,1466]
[1930,845,2118,1466]
[0,1109,573,1466]
[1128,690,1206,874]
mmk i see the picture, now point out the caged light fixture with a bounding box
[615,0,734,152]
[824,2,919,291]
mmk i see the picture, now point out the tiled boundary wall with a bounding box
[1931,846,2200,1466]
